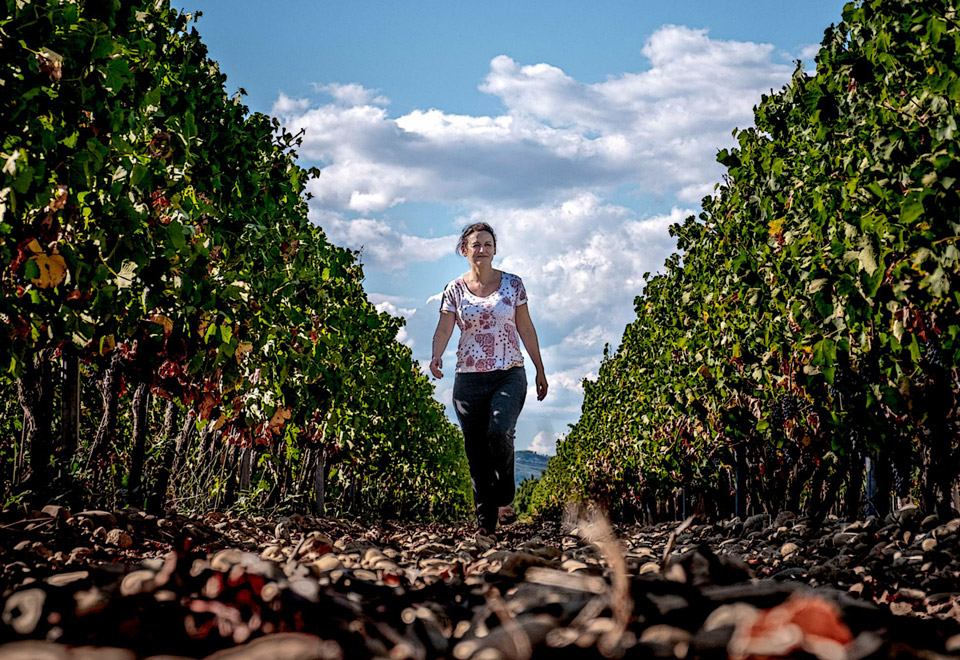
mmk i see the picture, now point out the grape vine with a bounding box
[1,0,471,519]
[531,0,960,522]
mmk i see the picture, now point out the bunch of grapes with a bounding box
[892,463,910,497]
[845,427,859,454]
[924,341,945,369]
[829,365,868,401]
[768,394,802,426]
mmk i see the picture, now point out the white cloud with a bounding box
[798,43,821,62]
[271,92,310,116]
[530,431,565,456]
[373,300,416,319]
[483,199,694,328]
[368,292,417,318]
[315,82,390,107]
[310,208,456,271]
[282,25,793,213]
[395,326,413,349]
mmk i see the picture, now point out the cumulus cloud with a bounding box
[310,208,456,271]
[271,92,310,116]
[368,292,417,319]
[484,198,695,328]
[315,82,390,107]
[280,25,791,213]
[798,43,822,62]
[530,431,565,456]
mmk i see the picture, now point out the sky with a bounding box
[187,0,848,456]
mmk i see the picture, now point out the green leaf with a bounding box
[101,57,133,95]
[811,338,837,367]
[23,259,40,280]
[858,243,877,275]
[922,266,949,296]
[901,198,924,224]
[168,221,187,250]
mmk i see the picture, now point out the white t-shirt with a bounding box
[440,271,528,373]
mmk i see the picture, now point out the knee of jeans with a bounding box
[488,425,515,445]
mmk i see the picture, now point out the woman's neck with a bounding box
[467,262,498,284]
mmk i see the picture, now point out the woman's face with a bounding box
[464,230,496,264]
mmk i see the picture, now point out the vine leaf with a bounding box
[26,239,67,288]
[858,243,877,276]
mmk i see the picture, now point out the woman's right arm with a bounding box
[430,312,457,378]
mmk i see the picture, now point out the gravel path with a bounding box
[1,504,958,659]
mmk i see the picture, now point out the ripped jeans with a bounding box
[453,366,527,530]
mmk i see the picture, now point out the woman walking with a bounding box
[430,222,548,536]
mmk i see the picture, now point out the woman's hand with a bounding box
[430,356,444,379]
[536,370,548,401]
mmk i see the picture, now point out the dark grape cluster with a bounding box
[892,464,910,497]
[924,342,945,369]
[768,394,802,425]
[834,366,864,389]
[845,428,859,454]
[829,365,867,400]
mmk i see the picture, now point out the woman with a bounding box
[430,222,548,535]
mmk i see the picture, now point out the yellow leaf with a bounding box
[150,314,173,334]
[26,239,67,288]
[269,406,292,434]
[100,334,116,355]
[768,218,785,237]
[199,392,217,420]
[235,341,253,363]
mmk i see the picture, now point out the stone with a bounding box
[105,529,132,549]
[780,543,800,557]
[312,554,341,572]
[202,633,342,659]
[0,641,71,660]
[40,505,70,520]
[640,624,692,644]
[74,510,117,527]
[920,514,940,531]
[893,505,921,527]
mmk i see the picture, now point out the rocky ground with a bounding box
[0,503,959,659]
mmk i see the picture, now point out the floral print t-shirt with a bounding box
[440,272,528,373]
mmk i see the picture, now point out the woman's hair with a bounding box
[457,222,497,257]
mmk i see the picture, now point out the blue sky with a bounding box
[188,0,847,454]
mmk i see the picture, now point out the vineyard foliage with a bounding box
[531,0,960,522]
[1,0,472,519]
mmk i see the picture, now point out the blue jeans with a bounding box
[453,366,527,529]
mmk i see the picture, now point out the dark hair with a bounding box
[457,222,497,257]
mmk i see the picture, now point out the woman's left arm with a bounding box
[515,303,548,401]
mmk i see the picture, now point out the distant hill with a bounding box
[515,450,549,487]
